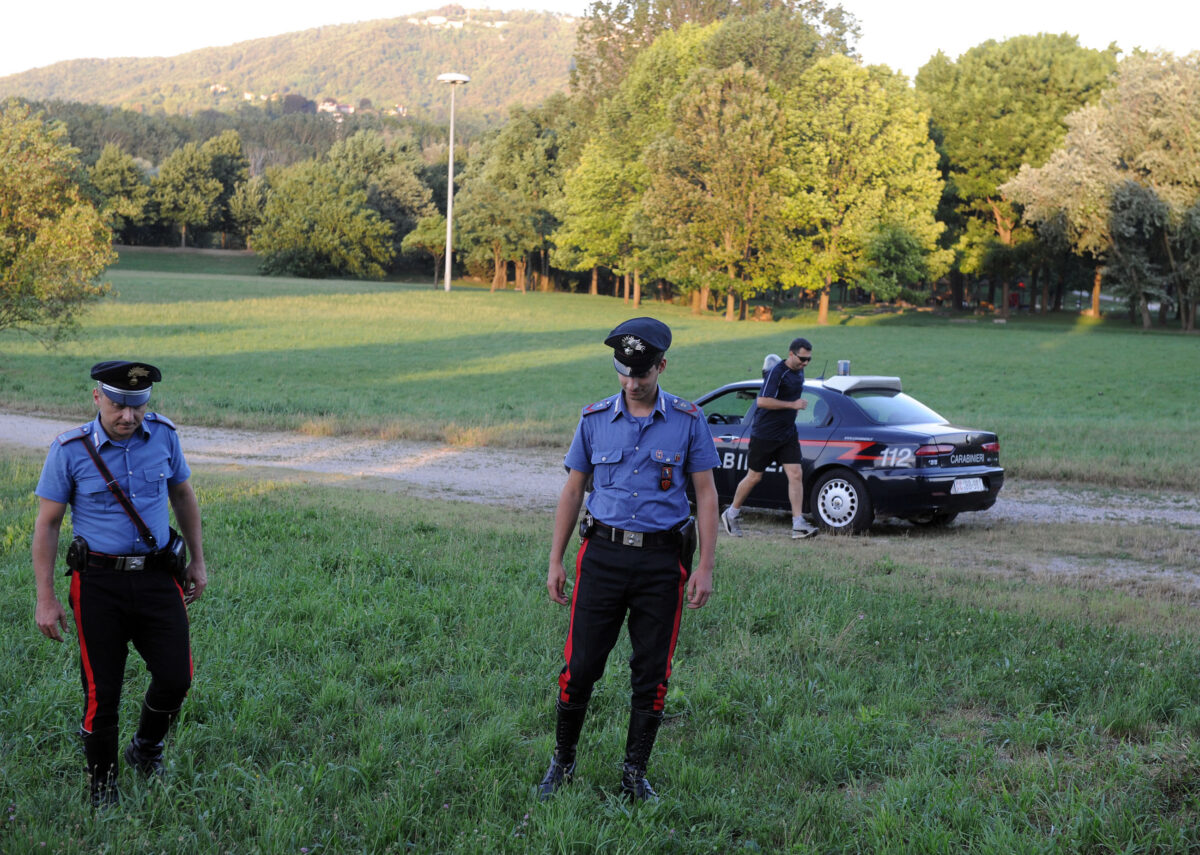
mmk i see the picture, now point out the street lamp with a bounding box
[437,72,469,292]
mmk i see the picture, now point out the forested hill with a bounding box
[0,7,577,124]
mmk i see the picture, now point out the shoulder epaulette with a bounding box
[581,397,615,417]
[671,397,700,418]
[144,412,177,430]
[54,424,92,445]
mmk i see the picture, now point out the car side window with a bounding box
[795,391,830,428]
[704,389,757,426]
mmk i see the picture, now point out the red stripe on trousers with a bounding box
[557,539,589,703]
[652,560,689,711]
[70,573,100,733]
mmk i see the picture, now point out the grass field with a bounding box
[3,446,1200,853]
[0,252,1197,491]
[2,253,1200,851]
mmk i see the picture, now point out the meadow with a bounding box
[1,255,1199,852]
[1,250,1197,490]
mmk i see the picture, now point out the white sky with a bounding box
[3,0,1197,79]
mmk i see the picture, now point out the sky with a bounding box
[3,0,1198,79]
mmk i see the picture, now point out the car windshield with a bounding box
[846,389,946,425]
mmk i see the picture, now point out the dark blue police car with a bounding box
[693,363,1003,533]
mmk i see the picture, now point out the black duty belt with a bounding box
[591,521,677,549]
[86,551,166,572]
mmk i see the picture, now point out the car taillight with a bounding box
[982,441,999,453]
[915,444,954,457]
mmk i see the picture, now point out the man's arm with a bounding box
[686,469,718,609]
[168,480,207,604]
[756,395,806,411]
[547,469,589,606]
[33,498,69,641]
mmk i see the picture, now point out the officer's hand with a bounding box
[36,596,69,642]
[183,561,208,605]
[686,566,713,609]
[547,560,569,606]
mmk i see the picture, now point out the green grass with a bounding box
[0,250,1197,491]
[3,448,1200,853]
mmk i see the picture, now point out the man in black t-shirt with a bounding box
[721,338,818,539]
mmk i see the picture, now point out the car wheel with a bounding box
[909,512,958,527]
[810,470,874,533]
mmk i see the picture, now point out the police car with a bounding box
[693,359,1004,533]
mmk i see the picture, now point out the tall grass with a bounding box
[2,448,1199,853]
[0,254,1196,490]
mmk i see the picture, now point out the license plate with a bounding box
[951,477,985,494]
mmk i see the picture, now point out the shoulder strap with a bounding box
[80,438,159,550]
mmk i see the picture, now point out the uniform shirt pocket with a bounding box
[590,448,623,488]
[76,475,115,510]
[137,467,169,498]
[650,448,684,466]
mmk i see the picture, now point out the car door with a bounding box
[734,389,841,509]
[699,387,758,501]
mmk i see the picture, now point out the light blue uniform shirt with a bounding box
[36,413,191,555]
[564,388,719,532]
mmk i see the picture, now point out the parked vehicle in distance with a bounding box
[692,363,1004,533]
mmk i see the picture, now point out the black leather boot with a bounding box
[82,726,120,808]
[536,701,588,801]
[620,708,663,803]
[123,701,177,777]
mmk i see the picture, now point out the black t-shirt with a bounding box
[752,360,804,441]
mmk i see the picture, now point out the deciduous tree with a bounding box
[0,99,113,343]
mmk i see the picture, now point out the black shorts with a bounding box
[747,434,801,471]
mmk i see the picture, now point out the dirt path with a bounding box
[8,412,1200,528]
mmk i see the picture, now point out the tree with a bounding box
[400,213,447,286]
[200,130,250,247]
[88,143,151,242]
[861,224,931,302]
[0,100,114,344]
[153,142,222,247]
[916,34,1118,306]
[1002,52,1200,329]
[228,176,267,249]
[641,64,785,320]
[778,56,946,324]
[254,160,393,278]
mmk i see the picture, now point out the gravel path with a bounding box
[6,412,1200,528]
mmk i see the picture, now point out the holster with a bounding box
[676,516,698,572]
[578,513,596,542]
[164,527,188,583]
[66,535,89,576]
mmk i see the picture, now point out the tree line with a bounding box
[4,0,1198,342]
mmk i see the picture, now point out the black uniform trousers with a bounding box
[68,567,192,734]
[558,535,689,713]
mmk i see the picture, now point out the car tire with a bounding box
[909,512,958,527]
[810,470,874,534]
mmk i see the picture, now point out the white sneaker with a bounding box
[721,507,743,537]
[791,521,819,539]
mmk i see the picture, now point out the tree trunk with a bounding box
[632,269,641,309]
[950,270,965,310]
[589,267,599,296]
[179,224,187,248]
[1138,293,1152,329]
[433,254,442,288]
[1090,268,1102,317]
[490,247,505,292]
[515,258,527,293]
[690,289,702,314]
[700,287,711,313]
[1000,281,1010,319]
[817,280,831,325]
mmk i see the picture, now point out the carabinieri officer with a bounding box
[539,317,719,803]
[33,361,207,808]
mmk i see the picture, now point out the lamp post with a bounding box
[437,72,469,292]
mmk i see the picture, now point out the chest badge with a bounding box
[660,465,673,491]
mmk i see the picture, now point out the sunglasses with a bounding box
[793,355,812,363]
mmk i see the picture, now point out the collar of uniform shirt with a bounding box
[92,414,151,447]
[611,389,668,420]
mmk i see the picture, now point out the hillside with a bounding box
[0,7,577,124]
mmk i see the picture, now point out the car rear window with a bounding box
[846,390,946,425]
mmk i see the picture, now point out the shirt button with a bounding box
[633,469,638,474]
[601,456,607,461]
[633,492,638,497]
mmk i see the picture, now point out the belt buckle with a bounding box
[125,556,145,571]
[622,530,643,547]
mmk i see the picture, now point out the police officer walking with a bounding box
[539,318,719,803]
[33,362,208,808]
